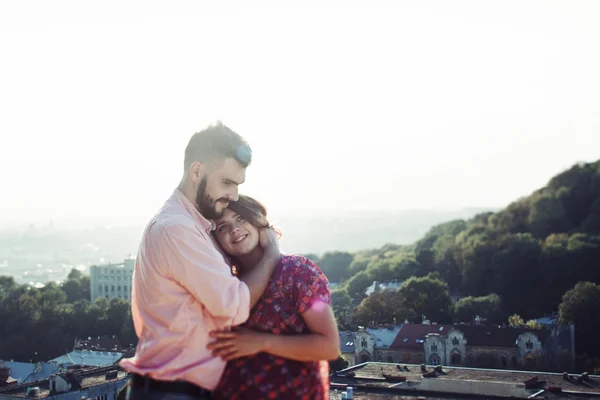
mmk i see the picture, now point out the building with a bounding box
[90,258,134,302]
[364,280,403,297]
[74,336,132,355]
[423,324,575,371]
[389,323,452,364]
[385,322,574,371]
[49,351,124,368]
[0,364,129,399]
[330,362,600,399]
[0,361,61,385]
[339,332,356,366]
[354,325,403,365]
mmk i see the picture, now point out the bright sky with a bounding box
[1,0,599,227]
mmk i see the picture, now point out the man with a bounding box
[120,122,281,399]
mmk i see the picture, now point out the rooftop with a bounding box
[340,331,356,353]
[49,350,123,367]
[331,362,600,399]
[367,326,402,349]
[0,365,128,398]
[391,324,452,350]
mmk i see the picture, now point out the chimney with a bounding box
[0,366,10,382]
[0,366,17,387]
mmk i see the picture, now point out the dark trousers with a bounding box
[126,374,212,400]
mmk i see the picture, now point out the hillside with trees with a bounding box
[313,160,600,369]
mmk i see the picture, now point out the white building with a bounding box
[364,280,404,297]
[90,258,134,302]
[353,325,403,364]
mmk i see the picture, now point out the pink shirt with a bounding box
[119,189,251,391]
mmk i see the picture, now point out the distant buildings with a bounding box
[336,322,575,373]
[90,258,134,302]
[0,334,130,399]
[0,363,129,399]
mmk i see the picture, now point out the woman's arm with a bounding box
[208,303,340,361]
[208,255,340,362]
[264,303,340,361]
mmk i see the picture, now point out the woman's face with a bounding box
[214,208,260,257]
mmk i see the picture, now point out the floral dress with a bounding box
[213,254,331,400]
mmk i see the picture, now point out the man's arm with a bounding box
[239,228,280,308]
[161,224,279,325]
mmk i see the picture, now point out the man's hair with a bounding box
[184,121,252,170]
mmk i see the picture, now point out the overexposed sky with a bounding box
[1,0,599,227]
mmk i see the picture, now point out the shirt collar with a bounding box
[171,188,216,233]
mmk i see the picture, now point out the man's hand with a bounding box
[259,227,280,256]
[207,327,268,361]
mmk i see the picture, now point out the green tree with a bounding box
[331,289,353,316]
[329,354,350,372]
[488,233,542,318]
[398,275,453,323]
[355,290,411,326]
[508,314,524,327]
[347,257,370,277]
[558,281,600,358]
[319,251,354,283]
[453,294,504,324]
[526,319,543,330]
[345,270,372,300]
[415,249,435,277]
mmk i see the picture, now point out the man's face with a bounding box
[195,157,246,219]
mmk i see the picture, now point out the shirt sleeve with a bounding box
[161,223,250,326]
[292,256,332,314]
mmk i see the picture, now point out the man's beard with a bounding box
[196,176,227,219]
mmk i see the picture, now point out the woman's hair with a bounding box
[227,194,271,230]
[226,194,282,237]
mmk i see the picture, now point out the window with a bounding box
[452,337,459,346]
[431,344,438,353]
[387,356,394,363]
[429,355,441,366]
[501,356,508,367]
[526,340,533,350]
[361,338,368,348]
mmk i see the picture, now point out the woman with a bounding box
[207,195,340,400]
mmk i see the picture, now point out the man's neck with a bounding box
[177,180,197,207]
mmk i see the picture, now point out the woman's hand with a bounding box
[207,327,268,361]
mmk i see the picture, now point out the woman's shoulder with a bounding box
[279,253,317,269]
[279,254,328,282]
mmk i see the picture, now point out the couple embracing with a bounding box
[120,122,340,400]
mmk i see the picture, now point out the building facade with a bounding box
[354,325,403,365]
[422,324,575,371]
[90,258,134,302]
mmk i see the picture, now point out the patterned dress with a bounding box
[213,254,331,400]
